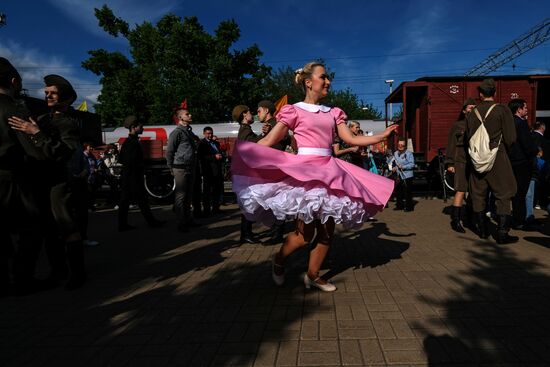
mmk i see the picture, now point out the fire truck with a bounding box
[101,122,263,199]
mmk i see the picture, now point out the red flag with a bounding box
[274,95,288,116]
[181,99,187,109]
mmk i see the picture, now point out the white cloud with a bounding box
[0,41,101,109]
[46,0,181,39]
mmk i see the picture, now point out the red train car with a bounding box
[385,75,550,161]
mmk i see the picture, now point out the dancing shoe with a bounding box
[303,273,336,292]
[271,256,285,286]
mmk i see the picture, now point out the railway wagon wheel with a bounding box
[144,168,175,199]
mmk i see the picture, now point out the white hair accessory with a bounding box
[294,68,303,74]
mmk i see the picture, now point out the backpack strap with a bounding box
[473,103,497,124]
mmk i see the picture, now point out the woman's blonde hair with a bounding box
[294,61,325,93]
[348,120,360,129]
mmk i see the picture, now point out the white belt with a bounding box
[297,147,332,156]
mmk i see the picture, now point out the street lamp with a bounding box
[385,79,394,122]
[0,13,6,27]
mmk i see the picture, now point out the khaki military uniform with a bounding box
[466,101,517,215]
[445,119,468,192]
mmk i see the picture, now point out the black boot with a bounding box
[240,215,259,244]
[474,212,489,239]
[450,206,466,233]
[463,205,474,230]
[65,240,87,290]
[495,215,519,244]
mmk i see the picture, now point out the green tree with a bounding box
[83,6,271,125]
[325,88,381,120]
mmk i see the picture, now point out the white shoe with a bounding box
[272,256,285,286]
[84,239,99,246]
[304,273,336,292]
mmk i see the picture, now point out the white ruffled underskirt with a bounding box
[237,181,368,229]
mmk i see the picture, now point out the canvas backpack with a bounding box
[468,104,500,173]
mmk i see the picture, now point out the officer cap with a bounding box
[232,105,249,123]
[0,57,21,80]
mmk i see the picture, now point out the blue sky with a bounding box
[1,0,549,115]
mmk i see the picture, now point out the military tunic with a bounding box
[445,118,468,192]
[466,101,517,215]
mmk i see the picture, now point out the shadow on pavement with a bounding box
[325,222,412,279]
[418,241,550,365]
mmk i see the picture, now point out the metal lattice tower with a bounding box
[465,18,550,76]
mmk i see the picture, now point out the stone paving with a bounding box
[2,198,550,366]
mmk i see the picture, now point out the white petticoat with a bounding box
[237,180,368,229]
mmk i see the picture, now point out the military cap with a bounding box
[258,100,276,115]
[478,78,496,92]
[462,98,476,109]
[123,115,142,129]
[0,57,21,80]
[44,74,77,105]
[232,105,249,123]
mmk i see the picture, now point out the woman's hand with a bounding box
[8,116,40,135]
[382,124,399,139]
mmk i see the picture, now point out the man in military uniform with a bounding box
[257,100,291,243]
[9,74,87,290]
[466,79,518,244]
[117,115,165,231]
[234,105,262,244]
[0,57,42,295]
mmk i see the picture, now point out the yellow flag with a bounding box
[75,100,88,112]
[274,95,288,116]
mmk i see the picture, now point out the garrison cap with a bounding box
[477,78,496,92]
[258,100,276,115]
[232,105,249,123]
[0,57,21,80]
[462,98,476,109]
[44,74,77,105]
[123,115,143,129]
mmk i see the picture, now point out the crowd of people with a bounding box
[3,54,549,297]
[445,78,549,244]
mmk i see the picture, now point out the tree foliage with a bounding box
[83,6,271,125]
[84,6,381,126]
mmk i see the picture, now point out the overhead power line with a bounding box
[266,47,499,64]
[465,17,550,76]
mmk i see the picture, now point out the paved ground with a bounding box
[2,198,550,366]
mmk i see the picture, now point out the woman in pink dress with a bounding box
[231,61,398,292]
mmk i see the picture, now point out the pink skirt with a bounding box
[231,141,394,229]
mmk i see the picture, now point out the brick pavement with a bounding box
[1,198,550,366]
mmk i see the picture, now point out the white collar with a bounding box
[294,102,331,113]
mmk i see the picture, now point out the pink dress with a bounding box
[231,102,394,229]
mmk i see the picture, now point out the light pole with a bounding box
[0,13,6,27]
[385,79,394,123]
